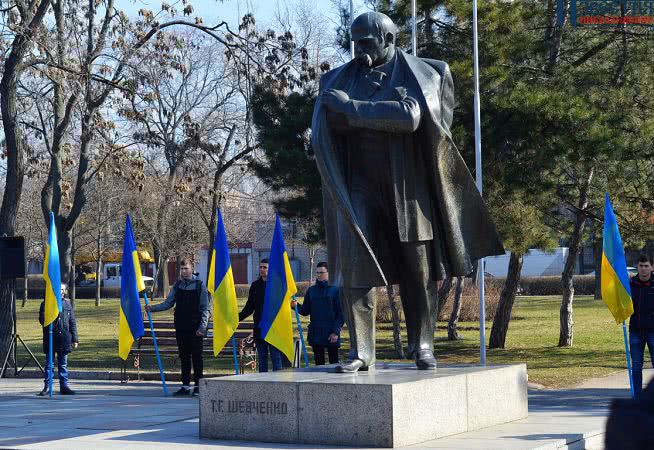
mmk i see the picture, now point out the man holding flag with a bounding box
[39,212,77,396]
[147,258,210,396]
[628,254,654,396]
[240,258,284,372]
[38,283,78,396]
[258,215,298,370]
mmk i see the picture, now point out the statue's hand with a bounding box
[321,89,350,112]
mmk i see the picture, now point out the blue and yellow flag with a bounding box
[601,193,634,324]
[260,214,297,362]
[207,209,239,356]
[118,214,145,360]
[43,212,62,327]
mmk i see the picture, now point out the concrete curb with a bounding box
[534,428,604,449]
[3,369,236,382]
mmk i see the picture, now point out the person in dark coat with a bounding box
[38,283,78,395]
[628,253,654,396]
[239,258,283,372]
[292,262,344,366]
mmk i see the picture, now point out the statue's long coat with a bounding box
[312,50,504,287]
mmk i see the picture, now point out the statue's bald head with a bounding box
[351,12,397,42]
[351,12,397,68]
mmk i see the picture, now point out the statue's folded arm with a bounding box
[343,96,421,133]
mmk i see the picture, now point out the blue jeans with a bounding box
[629,331,654,396]
[256,339,282,372]
[44,351,69,388]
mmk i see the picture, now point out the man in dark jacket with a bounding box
[239,258,283,372]
[629,253,654,396]
[292,262,344,366]
[38,283,78,395]
[146,258,210,396]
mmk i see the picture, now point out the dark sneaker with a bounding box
[60,386,76,395]
[173,387,191,397]
[192,386,200,396]
[37,386,48,396]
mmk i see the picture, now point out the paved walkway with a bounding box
[0,369,649,449]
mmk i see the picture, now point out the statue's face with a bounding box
[353,36,388,68]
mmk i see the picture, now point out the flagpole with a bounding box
[143,292,168,397]
[231,335,239,375]
[48,323,53,399]
[293,298,310,368]
[472,0,486,366]
[411,0,417,55]
[350,0,354,59]
[622,321,635,398]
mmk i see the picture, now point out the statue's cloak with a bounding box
[311,50,504,287]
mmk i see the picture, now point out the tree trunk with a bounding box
[559,166,594,347]
[153,247,170,299]
[435,277,453,328]
[386,285,405,359]
[545,0,570,72]
[593,237,602,300]
[308,247,316,284]
[95,259,102,306]
[22,258,28,307]
[470,261,479,286]
[204,125,236,276]
[69,228,76,305]
[448,277,464,340]
[57,226,74,289]
[489,252,524,349]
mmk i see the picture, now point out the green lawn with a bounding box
[14,295,641,388]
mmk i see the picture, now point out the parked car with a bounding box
[587,266,638,277]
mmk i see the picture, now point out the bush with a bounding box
[375,288,404,322]
[437,279,502,322]
[375,278,502,323]
[519,275,596,296]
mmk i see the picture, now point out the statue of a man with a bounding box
[312,12,504,373]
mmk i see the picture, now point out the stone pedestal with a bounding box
[199,363,528,448]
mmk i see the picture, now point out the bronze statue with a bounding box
[312,12,504,372]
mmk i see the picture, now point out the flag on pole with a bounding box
[43,212,62,327]
[118,214,146,360]
[601,193,634,324]
[207,209,239,356]
[259,214,297,362]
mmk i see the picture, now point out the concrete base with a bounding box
[199,363,528,448]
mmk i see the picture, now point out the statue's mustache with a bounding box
[355,53,373,67]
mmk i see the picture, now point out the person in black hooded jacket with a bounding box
[629,253,654,396]
[38,283,78,396]
[239,258,283,372]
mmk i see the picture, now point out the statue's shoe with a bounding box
[335,359,374,373]
[415,349,437,370]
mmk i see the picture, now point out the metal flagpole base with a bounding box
[0,334,44,378]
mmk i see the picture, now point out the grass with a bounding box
[14,295,644,388]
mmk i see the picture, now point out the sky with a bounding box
[120,0,350,30]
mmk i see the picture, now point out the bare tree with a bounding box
[447,277,465,341]
[0,0,53,365]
